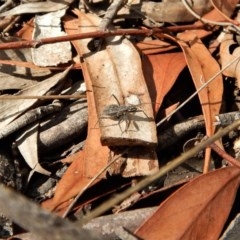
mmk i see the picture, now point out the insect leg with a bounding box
[138,107,149,119]
[112,94,121,106]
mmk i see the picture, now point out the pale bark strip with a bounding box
[0,184,99,240]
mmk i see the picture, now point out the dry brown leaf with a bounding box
[32,9,72,67]
[141,52,186,116]
[0,37,52,91]
[0,66,71,129]
[82,72,110,179]
[16,18,34,40]
[210,0,239,24]
[169,33,223,172]
[135,166,240,240]
[64,14,111,177]
[162,0,238,40]
[16,122,51,178]
[66,11,157,147]
[135,39,176,55]
[220,31,240,87]
[41,150,101,212]
[64,15,110,178]
[64,14,159,179]
[42,16,112,213]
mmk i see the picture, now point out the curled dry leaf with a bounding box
[172,32,223,172]
[0,66,71,130]
[67,10,157,147]
[41,150,101,212]
[32,9,72,67]
[16,123,51,179]
[0,38,51,91]
[64,13,110,178]
[135,166,240,240]
[119,0,212,23]
[220,30,240,88]
[210,0,239,24]
[64,14,159,179]
[0,0,74,17]
[141,51,186,116]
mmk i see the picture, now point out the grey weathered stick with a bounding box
[39,99,88,150]
[79,118,240,224]
[99,0,126,30]
[0,101,63,140]
[158,115,205,150]
[0,184,99,240]
[82,207,156,239]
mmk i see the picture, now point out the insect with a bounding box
[101,95,149,132]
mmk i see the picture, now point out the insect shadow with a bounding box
[99,94,151,133]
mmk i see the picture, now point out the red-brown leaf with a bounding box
[135,167,240,240]
[141,51,186,116]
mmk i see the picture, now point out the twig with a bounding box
[209,0,239,25]
[210,142,240,168]
[0,0,14,13]
[0,94,86,100]
[124,3,162,27]
[158,115,205,150]
[0,25,206,50]
[115,227,141,240]
[181,0,237,27]
[2,15,21,34]
[99,0,126,31]
[157,53,240,126]
[0,184,99,240]
[0,101,63,140]
[215,111,240,126]
[78,118,240,225]
[62,148,130,218]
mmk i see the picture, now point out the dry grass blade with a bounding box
[78,118,240,225]
[135,166,240,239]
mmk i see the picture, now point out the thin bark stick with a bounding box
[210,142,240,168]
[0,25,206,50]
[78,118,240,224]
[0,184,99,240]
[157,53,240,126]
[0,102,63,140]
[0,94,86,100]
[99,0,126,30]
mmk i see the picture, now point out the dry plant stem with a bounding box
[158,115,205,150]
[62,148,130,218]
[209,0,239,25]
[0,94,86,100]
[210,142,240,168]
[0,0,14,13]
[99,0,126,30]
[157,53,240,127]
[115,227,140,240]
[0,101,62,140]
[124,4,160,27]
[83,207,157,238]
[2,15,20,33]
[39,99,88,151]
[79,118,240,225]
[0,25,206,50]
[181,0,237,27]
[0,184,99,240]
